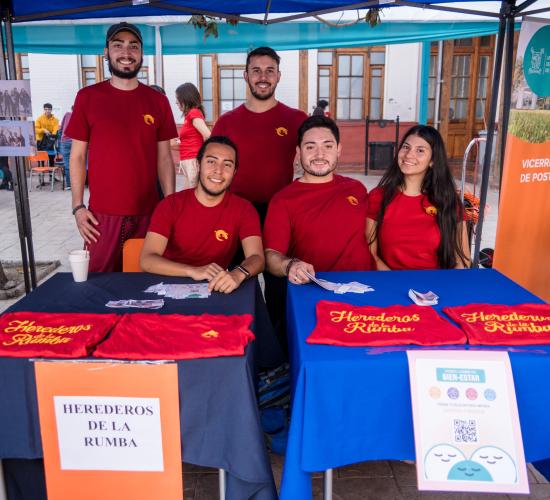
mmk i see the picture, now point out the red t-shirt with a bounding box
[263,175,374,271]
[212,102,307,203]
[367,187,440,270]
[66,81,178,216]
[444,303,550,345]
[179,108,205,160]
[147,189,261,269]
[307,301,466,347]
[94,313,254,360]
[0,312,120,358]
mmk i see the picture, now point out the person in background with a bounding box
[366,125,470,270]
[35,103,59,166]
[312,99,329,117]
[59,106,73,190]
[0,157,13,191]
[175,82,210,190]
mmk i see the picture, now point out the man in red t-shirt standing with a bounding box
[264,115,374,284]
[66,22,178,272]
[140,136,264,294]
[211,46,307,222]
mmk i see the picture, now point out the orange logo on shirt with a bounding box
[347,195,359,206]
[201,330,220,339]
[214,229,229,242]
[424,205,437,216]
[143,114,155,125]
[275,127,288,137]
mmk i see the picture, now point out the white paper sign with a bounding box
[54,396,164,471]
[407,350,529,494]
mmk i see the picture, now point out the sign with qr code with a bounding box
[407,350,529,494]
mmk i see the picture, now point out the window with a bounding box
[427,54,437,122]
[450,55,470,120]
[317,48,385,120]
[429,36,495,125]
[199,53,246,123]
[14,53,30,80]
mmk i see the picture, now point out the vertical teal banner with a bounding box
[418,41,431,125]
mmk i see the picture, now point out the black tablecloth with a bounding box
[1,272,280,500]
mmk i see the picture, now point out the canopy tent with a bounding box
[1,0,550,294]
[11,20,514,54]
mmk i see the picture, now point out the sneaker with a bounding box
[64,186,71,191]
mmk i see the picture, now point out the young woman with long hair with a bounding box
[175,82,210,189]
[366,125,470,270]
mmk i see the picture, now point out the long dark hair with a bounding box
[175,82,205,116]
[373,125,467,269]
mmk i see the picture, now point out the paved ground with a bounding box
[1,172,542,499]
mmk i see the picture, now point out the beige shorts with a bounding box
[179,158,199,189]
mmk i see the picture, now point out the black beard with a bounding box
[247,81,275,101]
[108,56,143,80]
[198,176,228,197]
[302,162,337,177]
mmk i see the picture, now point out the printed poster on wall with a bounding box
[35,361,183,500]
[407,350,529,494]
[493,17,550,301]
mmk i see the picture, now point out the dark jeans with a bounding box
[61,140,71,187]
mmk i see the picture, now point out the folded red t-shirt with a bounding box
[93,313,254,360]
[307,301,466,347]
[444,303,550,345]
[0,312,120,358]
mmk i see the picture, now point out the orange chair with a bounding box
[122,238,145,272]
[28,151,63,192]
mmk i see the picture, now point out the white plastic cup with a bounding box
[69,250,90,282]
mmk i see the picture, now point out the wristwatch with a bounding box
[235,265,250,279]
[72,204,86,216]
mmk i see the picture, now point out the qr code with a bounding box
[453,419,478,443]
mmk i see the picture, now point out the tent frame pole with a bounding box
[472,0,514,268]
[1,8,37,292]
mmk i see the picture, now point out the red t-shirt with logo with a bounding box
[263,175,374,271]
[147,189,261,269]
[0,312,120,358]
[367,187,441,270]
[66,81,178,216]
[179,108,205,160]
[307,301,466,347]
[94,313,254,360]
[212,102,307,203]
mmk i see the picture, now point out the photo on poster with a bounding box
[0,120,35,156]
[0,80,32,118]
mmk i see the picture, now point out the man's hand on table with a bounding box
[287,259,315,285]
[189,263,224,282]
[208,269,244,294]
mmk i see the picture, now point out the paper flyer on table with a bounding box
[407,350,529,494]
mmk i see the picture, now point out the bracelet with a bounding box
[72,204,86,216]
[235,265,250,278]
[285,258,298,277]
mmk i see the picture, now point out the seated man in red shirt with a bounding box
[140,136,264,294]
[263,115,374,285]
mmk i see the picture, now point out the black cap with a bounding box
[106,22,142,47]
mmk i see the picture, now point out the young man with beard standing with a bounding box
[140,136,264,294]
[66,22,177,272]
[211,46,307,222]
[264,115,374,285]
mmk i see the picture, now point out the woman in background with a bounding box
[175,83,210,189]
[366,125,470,270]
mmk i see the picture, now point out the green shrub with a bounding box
[509,110,550,143]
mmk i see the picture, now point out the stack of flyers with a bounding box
[304,271,374,294]
[106,299,165,309]
[144,282,211,299]
[408,289,439,306]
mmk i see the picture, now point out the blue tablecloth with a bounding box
[1,272,278,500]
[280,269,550,499]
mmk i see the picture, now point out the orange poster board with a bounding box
[493,18,550,301]
[35,361,182,500]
